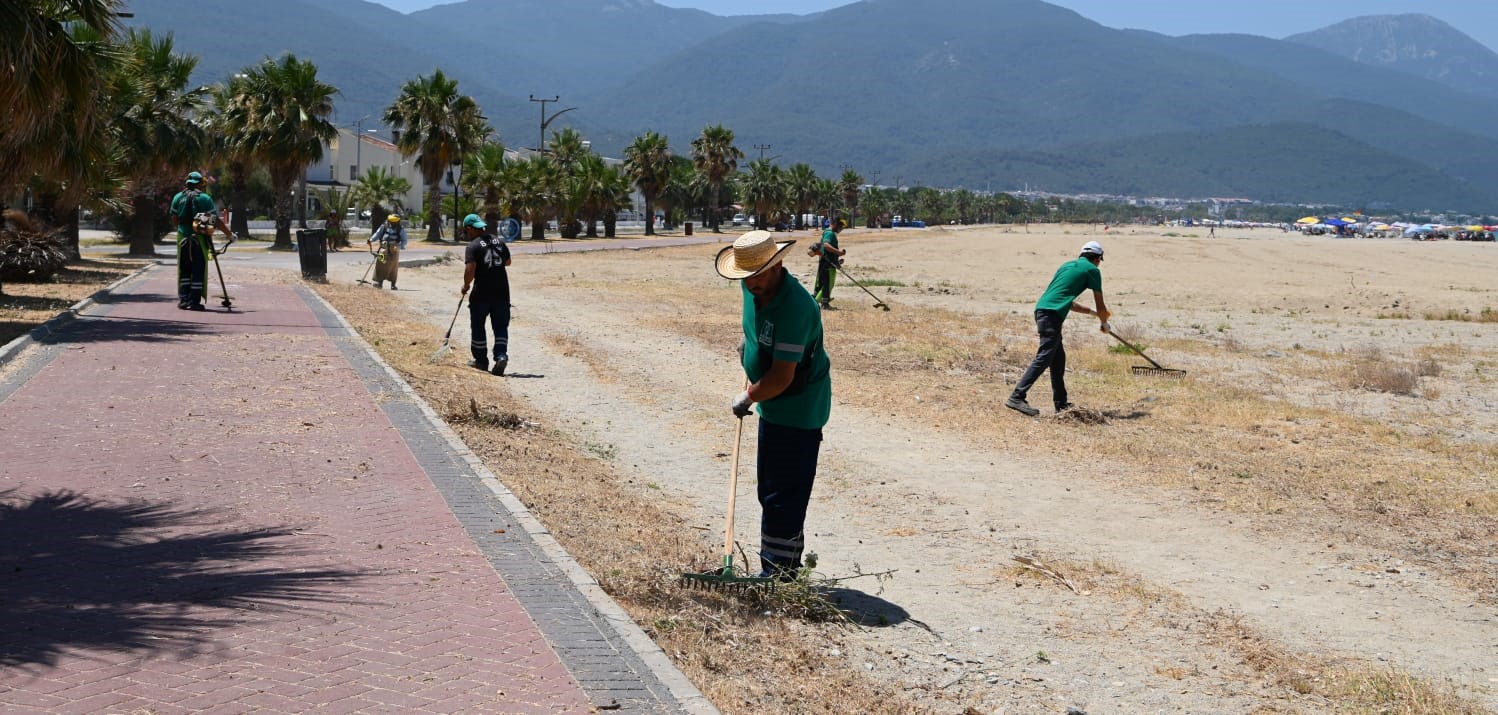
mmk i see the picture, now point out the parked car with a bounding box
[732,213,747,226]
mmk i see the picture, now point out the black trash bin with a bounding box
[296,228,327,280]
[684,221,693,236]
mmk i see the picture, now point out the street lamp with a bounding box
[529,94,575,152]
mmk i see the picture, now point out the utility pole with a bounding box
[529,95,575,154]
[753,144,772,162]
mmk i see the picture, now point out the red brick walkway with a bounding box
[0,272,597,713]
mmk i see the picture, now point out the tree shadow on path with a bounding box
[0,490,362,669]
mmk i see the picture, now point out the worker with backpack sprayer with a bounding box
[169,171,233,311]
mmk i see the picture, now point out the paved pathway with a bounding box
[0,268,706,714]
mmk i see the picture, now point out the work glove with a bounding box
[1100,322,1112,333]
[730,390,753,418]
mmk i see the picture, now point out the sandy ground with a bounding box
[330,225,1497,713]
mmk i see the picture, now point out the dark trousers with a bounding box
[177,234,208,306]
[756,419,823,575]
[468,301,510,365]
[1012,309,1068,407]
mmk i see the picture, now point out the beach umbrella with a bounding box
[1467,225,1485,231]
[1324,218,1350,227]
[1296,216,1320,224]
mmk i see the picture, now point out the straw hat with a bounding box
[715,231,796,280]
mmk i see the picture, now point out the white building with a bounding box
[305,127,426,217]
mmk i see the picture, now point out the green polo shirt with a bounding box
[740,271,831,430]
[170,190,218,238]
[1035,257,1102,317]
[815,229,839,261]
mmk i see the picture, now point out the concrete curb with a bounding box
[0,264,155,369]
[299,288,720,715]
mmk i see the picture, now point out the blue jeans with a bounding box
[756,419,823,575]
[1012,309,1068,407]
[468,301,510,365]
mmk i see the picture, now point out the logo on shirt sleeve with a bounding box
[758,320,774,347]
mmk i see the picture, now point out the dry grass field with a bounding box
[323,223,1497,714]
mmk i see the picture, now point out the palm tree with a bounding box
[623,131,671,236]
[1,0,123,187]
[690,124,743,233]
[503,157,559,240]
[742,159,786,231]
[785,163,818,230]
[461,142,509,230]
[547,127,588,174]
[383,70,488,242]
[838,169,864,225]
[862,187,891,229]
[240,53,338,249]
[349,166,412,232]
[11,17,123,256]
[812,178,841,226]
[656,157,699,231]
[207,73,258,239]
[112,29,209,256]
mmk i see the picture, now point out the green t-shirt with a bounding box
[815,229,840,262]
[740,270,832,430]
[1034,257,1102,316]
[170,190,219,238]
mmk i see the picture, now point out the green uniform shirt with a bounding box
[815,229,840,260]
[1035,257,1102,317]
[170,190,219,238]
[741,271,832,430]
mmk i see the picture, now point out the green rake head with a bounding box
[679,554,775,592]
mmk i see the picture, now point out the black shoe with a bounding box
[1005,397,1039,416]
[188,303,207,312]
[491,355,508,376]
[177,302,189,310]
[470,359,488,371]
[389,284,397,290]
[1055,402,1075,414]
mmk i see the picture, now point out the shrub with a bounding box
[1348,360,1419,396]
[0,210,69,284]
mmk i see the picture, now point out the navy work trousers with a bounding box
[177,233,208,307]
[756,418,824,576]
[1011,308,1068,408]
[468,301,510,365]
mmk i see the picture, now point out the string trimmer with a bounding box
[209,232,236,310]
[1106,327,1185,377]
[823,257,890,311]
[357,240,387,286]
[680,403,774,591]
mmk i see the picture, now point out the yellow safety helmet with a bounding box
[387,214,400,223]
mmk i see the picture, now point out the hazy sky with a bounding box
[374,0,1498,50]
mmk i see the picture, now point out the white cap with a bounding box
[1080,241,1104,258]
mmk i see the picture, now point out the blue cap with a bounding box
[462,214,486,230]
[185,171,204,185]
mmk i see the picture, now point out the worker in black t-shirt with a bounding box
[460,214,513,376]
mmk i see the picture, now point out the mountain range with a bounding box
[123,0,1498,212]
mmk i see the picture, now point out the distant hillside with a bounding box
[593,0,1498,209]
[905,123,1495,212]
[123,0,1498,211]
[410,0,812,96]
[1153,32,1498,145]
[1286,14,1498,100]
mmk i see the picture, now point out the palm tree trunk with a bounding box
[272,174,294,250]
[129,193,158,256]
[644,197,655,236]
[425,182,442,241]
[229,162,250,238]
[297,172,309,229]
[711,184,721,233]
[63,203,81,260]
[604,213,616,238]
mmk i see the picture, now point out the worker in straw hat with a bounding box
[1006,240,1110,416]
[715,231,832,580]
[368,213,408,289]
